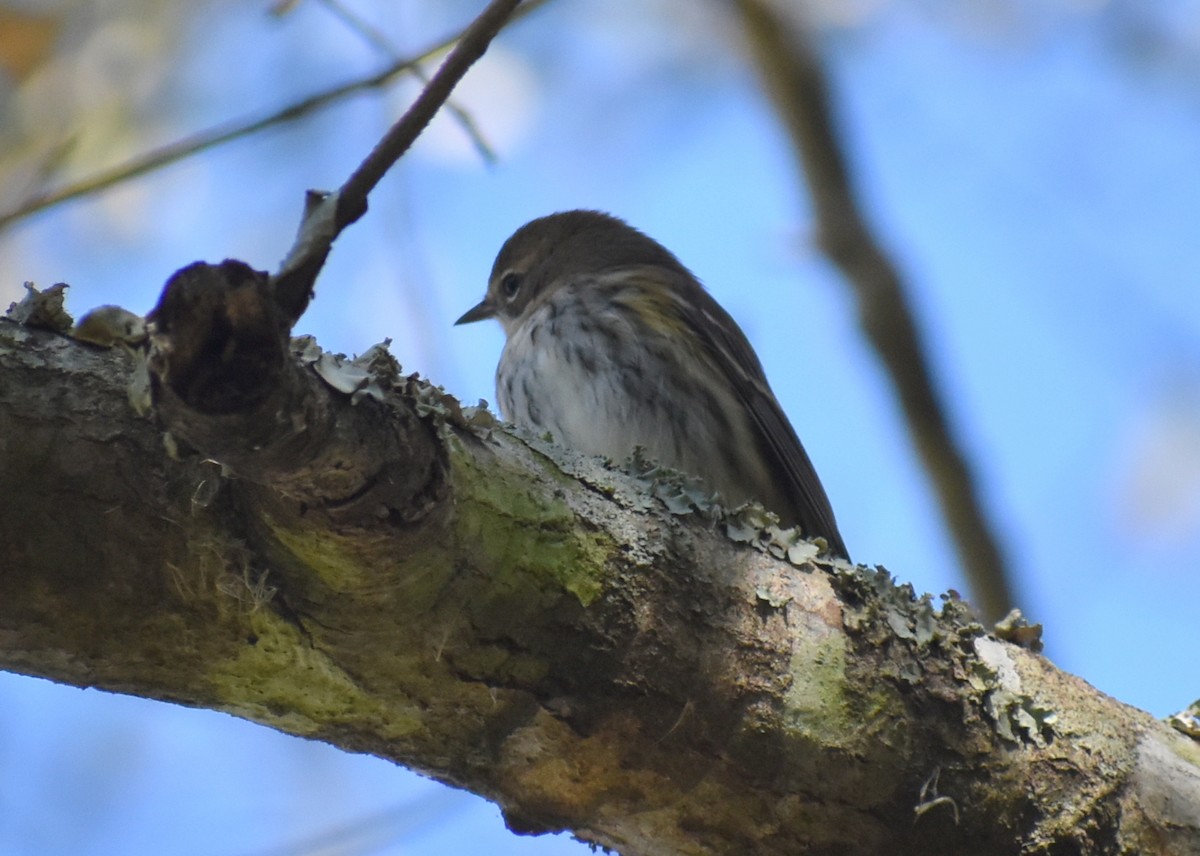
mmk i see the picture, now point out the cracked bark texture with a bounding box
[1,306,1198,855]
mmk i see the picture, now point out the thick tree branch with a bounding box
[145,260,444,520]
[732,0,1016,623]
[2,317,1197,855]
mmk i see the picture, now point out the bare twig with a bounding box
[317,0,498,163]
[271,0,527,321]
[335,0,523,224]
[732,0,1016,621]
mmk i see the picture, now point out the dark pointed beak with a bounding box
[455,298,495,326]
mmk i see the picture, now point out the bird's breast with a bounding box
[495,287,777,513]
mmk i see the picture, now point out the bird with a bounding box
[456,210,848,559]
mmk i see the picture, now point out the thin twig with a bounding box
[732,0,1017,621]
[335,0,523,223]
[317,0,497,163]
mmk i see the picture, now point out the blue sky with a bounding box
[2,1,1198,854]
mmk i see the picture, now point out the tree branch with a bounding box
[271,0,526,322]
[1,316,1196,855]
[145,260,444,522]
[334,0,522,221]
[732,0,1017,623]
[315,0,500,163]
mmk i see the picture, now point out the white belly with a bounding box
[494,287,773,511]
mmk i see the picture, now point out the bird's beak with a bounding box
[454,297,495,326]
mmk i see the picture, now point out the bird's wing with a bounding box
[668,276,849,559]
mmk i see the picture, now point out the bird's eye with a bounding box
[500,272,522,301]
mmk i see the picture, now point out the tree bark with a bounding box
[1,285,1197,854]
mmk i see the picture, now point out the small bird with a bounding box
[456,210,848,559]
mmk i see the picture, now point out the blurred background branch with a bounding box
[0,0,551,232]
[732,0,1016,622]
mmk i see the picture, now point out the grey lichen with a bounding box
[1168,700,1200,741]
[993,608,1045,653]
[6,281,72,333]
[298,335,393,402]
[973,637,1057,747]
[297,335,499,439]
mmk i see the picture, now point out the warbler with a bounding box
[456,210,848,559]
